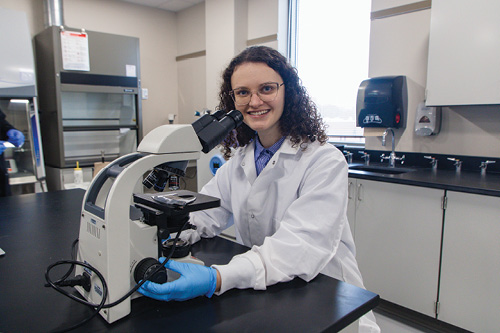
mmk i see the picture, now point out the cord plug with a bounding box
[48,273,91,292]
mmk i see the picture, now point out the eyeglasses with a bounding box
[229,82,284,106]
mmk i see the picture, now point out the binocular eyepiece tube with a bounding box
[193,109,243,153]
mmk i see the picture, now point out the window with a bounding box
[290,0,371,145]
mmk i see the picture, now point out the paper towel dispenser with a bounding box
[356,76,407,128]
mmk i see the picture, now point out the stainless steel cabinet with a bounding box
[35,26,142,170]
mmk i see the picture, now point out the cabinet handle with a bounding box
[357,183,363,201]
[348,181,354,199]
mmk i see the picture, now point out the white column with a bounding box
[197,0,248,190]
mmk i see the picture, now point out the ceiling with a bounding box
[118,0,204,12]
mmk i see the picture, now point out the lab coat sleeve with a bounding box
[214,145,349,294]
[181,159,235,245]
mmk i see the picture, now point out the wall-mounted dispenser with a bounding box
[356,76,408,128]
[414,102,441,136]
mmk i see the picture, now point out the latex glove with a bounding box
[138,258,217,301]
[7,129,24,147]
[0,142,5,155]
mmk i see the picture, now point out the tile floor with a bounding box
[375,313,428,333]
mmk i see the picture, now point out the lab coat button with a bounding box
[251,214,255,218]
[242,162,245,166]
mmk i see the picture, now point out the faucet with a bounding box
[424,156,438,170]
[447,157,462,173]
[359,151,370,165]
[381,128,404,167]
[343,150,353,164]
[480,160,496,176]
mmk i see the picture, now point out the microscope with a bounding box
[74,110,243,323]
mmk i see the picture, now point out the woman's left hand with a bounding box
[138,258,218,301]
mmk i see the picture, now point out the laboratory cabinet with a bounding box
[426,0,500,105]
[438,191,500,332]
[348,178,443,317]
[346,179,357,239]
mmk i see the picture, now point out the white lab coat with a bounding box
[184,138,380,332]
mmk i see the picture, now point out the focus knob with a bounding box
[134,257,167,284]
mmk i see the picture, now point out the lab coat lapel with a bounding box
[240,141,257,185]
[239,138,299,185]
[260,138,300,174]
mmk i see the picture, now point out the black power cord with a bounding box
[45,220,189,332]
[45,260,108,333]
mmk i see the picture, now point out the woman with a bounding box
[139,46,379,332]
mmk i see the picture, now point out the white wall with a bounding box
[176,0,287,189]
[0,0,44,36]
[177,3,206,125]
[368,0,500,158]
[248,0,278,40]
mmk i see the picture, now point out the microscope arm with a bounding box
[137,125,202,154]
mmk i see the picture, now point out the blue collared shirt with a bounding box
[254,136,285,176]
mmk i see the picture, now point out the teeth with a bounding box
[249,110,269,116]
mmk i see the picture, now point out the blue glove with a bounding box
[7,129,24,147]
[0,142,5,155]
[138,258,217,301]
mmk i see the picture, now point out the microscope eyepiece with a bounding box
[193,109,243,153]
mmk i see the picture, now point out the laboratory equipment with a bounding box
[359,151,370,165]
[74,109,243,323]
[73,161,83,184]
[424,156,438,171]
[447,157,462,173]
[209,154,225,175]
[480,160,495,176]
[0,8,46,193]
[34,26,142,190]
[380,128,405,167]
[356,76,408,129]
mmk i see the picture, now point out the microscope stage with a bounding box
[133,190,220,216]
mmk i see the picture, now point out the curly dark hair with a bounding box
[217,46,328,159]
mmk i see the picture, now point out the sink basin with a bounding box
[349,164,417,175]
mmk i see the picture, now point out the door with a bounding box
[439,191,500,332]
[354,179,443,316]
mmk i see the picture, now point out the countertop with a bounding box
[348,163,500,197]
[0,189,379,333]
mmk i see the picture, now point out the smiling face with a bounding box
[230,62,285,148]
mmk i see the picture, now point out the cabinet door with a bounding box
[347,178,357,240]
[439,191,500,332]
[354,180,443,316]
[426,0,500,105]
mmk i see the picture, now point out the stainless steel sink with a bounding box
[349,164,417,175]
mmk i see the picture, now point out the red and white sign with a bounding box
[60,30,90,71]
